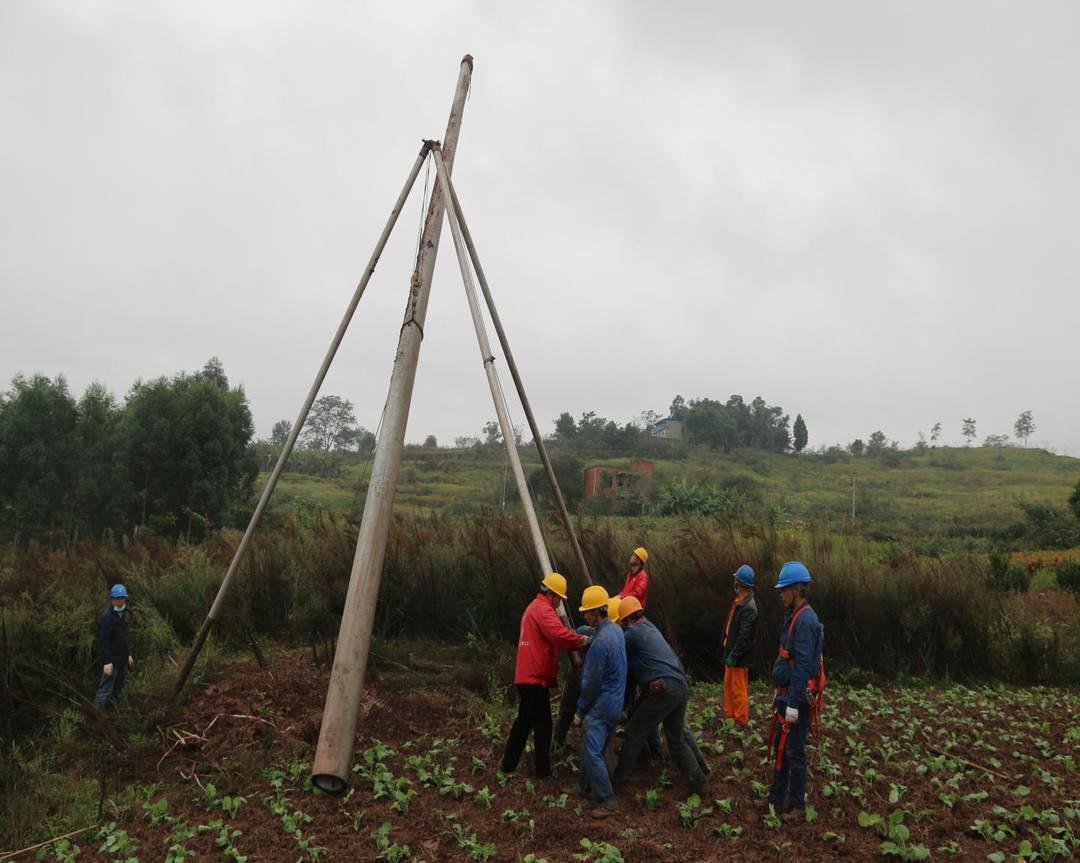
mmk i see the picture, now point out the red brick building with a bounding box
[583,459,655,499]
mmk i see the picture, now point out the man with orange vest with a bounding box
[767,561,823,823]
[501,573,589,779]
[720,565,758,725]
[618,547,650,608]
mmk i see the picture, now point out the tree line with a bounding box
[546,395,806,454]
[0,359,257,544]
[260,396,377,479]
[0,350,1056,547]
[849,411,1038,457]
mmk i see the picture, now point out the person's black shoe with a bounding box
[781,807,805,825]
[590,800,617,819]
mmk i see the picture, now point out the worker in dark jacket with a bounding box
[574,585,626,819]
[612,596,705,795]
[768,561,823,823]
[501,573,588,779]
[720,564,758,725]
[95,583,132,711]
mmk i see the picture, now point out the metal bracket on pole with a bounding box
[171,140,433,701]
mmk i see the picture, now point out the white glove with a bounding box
[104,663,114,677]
[785,706,799,724]
[128,656,134,670]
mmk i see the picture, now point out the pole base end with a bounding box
[311,773,348,795]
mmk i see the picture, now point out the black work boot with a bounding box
[590,799,617,819]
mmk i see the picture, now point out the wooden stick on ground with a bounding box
[925,743,1012,781]
[0,825,97,861]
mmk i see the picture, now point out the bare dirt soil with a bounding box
[60,649,1080,862]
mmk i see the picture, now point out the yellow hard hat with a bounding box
[607,596,622,622]
[579,584,610,612]
[619,595,643,618]
[542,572,568,599]
[633,546,649,565]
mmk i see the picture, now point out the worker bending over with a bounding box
[612,596,705,795]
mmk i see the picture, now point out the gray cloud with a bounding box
[2,0,1077,454]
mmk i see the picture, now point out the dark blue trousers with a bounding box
[94,665,127,711]
[768,703,810,809]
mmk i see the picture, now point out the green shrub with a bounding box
[1056,560,1080,593]
[987,551,1028,593]
[2,509,1079,755]
[137,545,221,641]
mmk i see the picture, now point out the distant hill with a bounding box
[263,444,1080,544]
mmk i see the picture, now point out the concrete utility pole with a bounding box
[311,56,473,794]
[172,140,433,700]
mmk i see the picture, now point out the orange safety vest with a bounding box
[722,594,747,649]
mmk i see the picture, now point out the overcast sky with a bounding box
[3,1,1078,454]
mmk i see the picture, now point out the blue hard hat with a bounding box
[734,565,755,587]
[775,561,811,589]
[110,583,128,599]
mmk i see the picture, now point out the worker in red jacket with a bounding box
[501,573,589,779]
[617,546,650,722]
[618,547,650,608]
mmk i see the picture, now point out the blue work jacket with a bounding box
[771,602,822,708]
[623,618,688,688]
[576,619,626,721]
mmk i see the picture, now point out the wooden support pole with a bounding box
[443,174,593,586]
[432,146,552,575]
[171,140,433,700]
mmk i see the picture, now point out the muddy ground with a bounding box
[32,648,1080,862]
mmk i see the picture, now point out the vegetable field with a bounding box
[30,650,1080,862]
